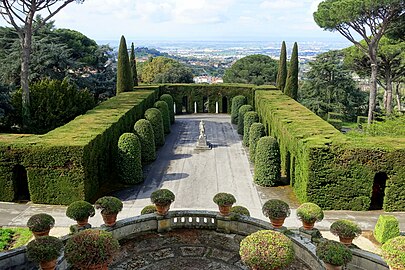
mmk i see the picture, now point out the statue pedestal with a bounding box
[196,135,211,150]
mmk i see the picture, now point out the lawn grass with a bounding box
[0,228,32,251]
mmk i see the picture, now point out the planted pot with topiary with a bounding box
[381,236,405,270]
[65,229,120,270]
[230,206,250,217]
[316,239,352,270]
[66,200,95,228]
[141,205,156,215]
[27,213,55,238]
[262,199,290,229]
[213,193,236,216]
[296,202,324,230]
[95,196,123,227]
[150,189,175,216]
[330,219,362,246]
[26,236,63,270]
[240,230,294,270]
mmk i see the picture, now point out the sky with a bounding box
[0,0,348,42]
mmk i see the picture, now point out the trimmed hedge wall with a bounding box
[0,89,158,204]
[237,105,253,135]
[134,119,156,163]
[255,90,405,211]
[160,94,175,124]
[231,95,247,124]
[249,123,266,162]
[144,108,165,148]
[254,136,281,186]
[117,133,143,184]
[154,101,171,134]
[243,111,259,147]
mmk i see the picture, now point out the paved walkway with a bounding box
[0,114,404,252]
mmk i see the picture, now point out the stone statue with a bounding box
[196,120,211,150]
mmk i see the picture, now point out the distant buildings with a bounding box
[193,76,223,84]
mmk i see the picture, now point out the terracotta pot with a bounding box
[32,229,50,238]
[324,263,342,270]
[270,217,286,228]
[83,263,108,270]
[218,204,232,216]
[39,259,57,270]
[155,203,171,216]
[339,236,354,246]
[302,220,315,230]
[76,218,89,227]
[101,212,117,227]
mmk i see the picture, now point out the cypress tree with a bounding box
[116,35,133,95]
[130,42,138,86]
[276,41,287,92]
[284,42,299,100]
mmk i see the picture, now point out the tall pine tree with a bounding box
[276,41,287,92]
[116,36,133,95]
[130,42,138,86]
[284,42,299,100]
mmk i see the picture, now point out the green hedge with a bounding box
[231,95,247,124]
[243,111,259,147]
[249,123,266,162]
[117,133,143,184]
[374,215,400,244]
[134,119,156,163]
[0,89,158,204]
[160,94,175,124]
[144,108,165,148]
[154,101,170,134]
[254,136,281,187]
[237,105,253,135]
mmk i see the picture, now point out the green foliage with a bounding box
[230,206,250,216]
[284,42,299,100]
[140,56,192,83]
[66,200,95,221]
[95,196,123,215]
[27,213,55,232]
[330,219,362,238]
[243,111,259,146]
[239,230,294,270]
[130,42,138,87]
[160,94,175,124]
[117,133,143,184]
[381,236,405,269]
[296,203,324,223]
[374,215,400,244]
[213,193,236,206]
[262,199,291,219]
[141,205,156,215]
[0,229,13,251]
[154,65,194,84]
[231,95,246,124]
[65,229,120,267]
[154,100,171,134]
[134,119,156,163]
[237,105,253,135]
[116,35,133,94]
[0,228,31,251]
[362,116,405,137]
[316,239,352,266]
[26,236,63,263]
[150,189,175,205]
[248,123,266,162]
[144,108,165,147]
[223,54,278,85]
[254,136,281,187]
[276,41,287,91]
[10,78,95,134]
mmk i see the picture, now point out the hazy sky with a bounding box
[0,0,348,42]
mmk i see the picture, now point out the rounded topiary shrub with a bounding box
[243,111,259,147]
[240,230,294,270]
[374,215,400,244]
[145,108,165,148]
[26,236,63,263]
[231,95,246,124]
[381,236,405,270]
[254,136,281,186]
[296,202,324,223]
[134,119,156,163]
[230,206,250,217]
[330,219,362,239]
[160,94,175,124]
[316,239,352,267]
[249,123,266,162]
[117,133,143,184]
[66,201,95,221]
[154,101,170,134]
[141,205,156,215]
[237,105,253,135]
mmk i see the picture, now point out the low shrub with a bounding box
[330,219,362,239]
[0,228,32,251]
[27,213,55,233]
[134,119,156,163]
[262,199,290,219]
[316,239,352,266]
[231,95,246,124]
[66,201,95,221]
[145,108,165,147]
[237,105,253,134]
[95,196,123,215]
[141,205,156,215]
[381,236,405,269]
[374,215,400,244]
[230,206,250,216]
[254,136,281,186]
[150,189,175,205]
[243,111,259,146]
[249,123,266,162]
[240,230,294,270]
[117,133,143,184]
[160,94,175,124]
[213,193,236,206]
[296,203,324,223]
[154,100,170,134]
[26,236,63,263]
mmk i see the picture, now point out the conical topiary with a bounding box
[237,105,253,135]
[276,41,287,92]
[134,119,156,163]
[231,95,246,124]
[243,111,259,147]
[145,108,165,148]
[284,42,299,100]
[117,133,143,184]
[130,42,138,86]
[254,136,281,186]
[160,94,175,124]
[249,123,266,162]
[154,101,170,134]
[116,36,134,94]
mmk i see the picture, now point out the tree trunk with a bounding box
[368,46,378,125]
[385,69,393,115]
[395,83,402,112]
